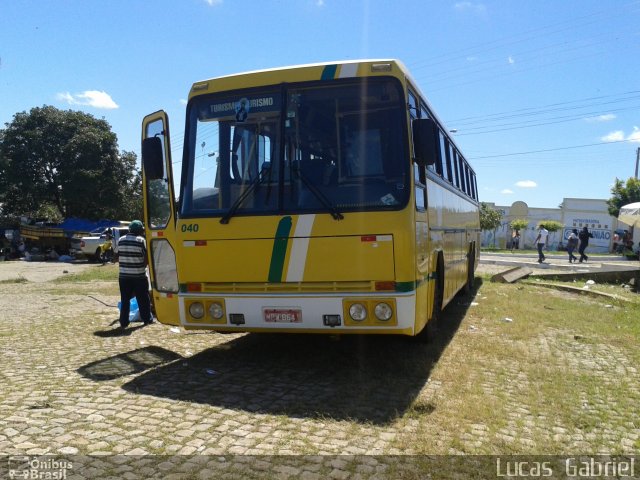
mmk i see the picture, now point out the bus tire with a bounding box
[415,265,443,343]
[464,244,476,294]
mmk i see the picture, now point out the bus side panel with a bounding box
[427,178,473,310]
[415,213,429,334]
[153,294,180,326]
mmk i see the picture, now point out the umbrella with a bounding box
[618,202,640,227]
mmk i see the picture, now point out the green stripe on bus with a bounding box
[268,216,293,282]
[321,64,337,80]
[396,281,416,292]
[398,276,433,292]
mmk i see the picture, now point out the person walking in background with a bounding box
[534,225,549,263]
[612,231,620,254]
[566,229,579,263]
[510,230,520,252]
[578,226,594,263]
[116,220,152,332]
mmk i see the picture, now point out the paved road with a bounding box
[480,251,639,274]
[1,260,638,478]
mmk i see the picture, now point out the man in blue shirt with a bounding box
[116,220,152,331]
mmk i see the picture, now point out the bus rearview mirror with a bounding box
[142,137,164,180]
[412,118,438,167]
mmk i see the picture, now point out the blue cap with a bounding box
[129,220,144,234]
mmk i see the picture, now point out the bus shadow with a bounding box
[78,346,183,381]
[119,281,481,425]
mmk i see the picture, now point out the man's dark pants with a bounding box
[119,276,152,327]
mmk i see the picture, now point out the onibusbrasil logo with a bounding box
[7,456,73,479]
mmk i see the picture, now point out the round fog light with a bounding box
[208,302,224,320]
[374,302,393,321]
[189,302,204,319]
[348,303,367,321]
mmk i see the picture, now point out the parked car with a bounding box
[70,226,130,262]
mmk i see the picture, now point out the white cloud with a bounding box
[316,0,325,6]
[586,114,616,122]
[515,180,537,188]
[628,126,640,143]
[454,2,487,14]
[204,0,222,5]
[601,130,624,142]
[56,90,118,109]
[508,56,515,65]
[180,99,188,106]
[501,189,514,194]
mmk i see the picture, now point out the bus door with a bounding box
[141,112,180,325]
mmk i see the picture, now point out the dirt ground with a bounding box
[0,259,93,282]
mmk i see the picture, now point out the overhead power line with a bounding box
[446,90,640,126]
[407,1,640,72]
[470,138,633,160]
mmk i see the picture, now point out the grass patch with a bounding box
[392,278,640,454]
[54,264,118,283]
[0,276,27,284]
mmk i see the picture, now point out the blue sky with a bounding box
[1,0,639,208]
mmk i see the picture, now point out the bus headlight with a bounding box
[374,302,393,321]
[189,302,205,319]
[348,303,367,321]
[208,302,224,320]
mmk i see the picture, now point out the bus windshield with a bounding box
[181,78,409,219]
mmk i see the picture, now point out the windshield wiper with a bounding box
[292,166,344,221]
[219,173,266,224]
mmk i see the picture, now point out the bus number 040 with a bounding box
[181,224,199,233]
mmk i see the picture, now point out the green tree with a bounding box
[606,177,640,218]
[480,202,503,246]
[0,106,141,221]
[537,220,563,232]
[119,167,143,221]
[480,202,502,231]
[509,218,529,233]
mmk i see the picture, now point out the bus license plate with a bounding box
[263,308,302,323]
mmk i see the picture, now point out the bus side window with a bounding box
[440,132,453,184]
[412,99,426,211]
[458,156,466,193]
[465,163,472,197]
[472,173,478,200]
[420,106,442,177]
[414,162,426,210]
[408,92,418,120]
[462,162,470,195]
[451,148,460,189]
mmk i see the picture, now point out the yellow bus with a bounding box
[141,59,479,340]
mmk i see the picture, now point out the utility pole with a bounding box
[636,147,640,179]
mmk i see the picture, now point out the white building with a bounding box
[481,198,633,253]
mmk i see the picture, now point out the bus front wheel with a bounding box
[464,244,476,294]
[415,274,443,343]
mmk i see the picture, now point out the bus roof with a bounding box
[192,59,410,85]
